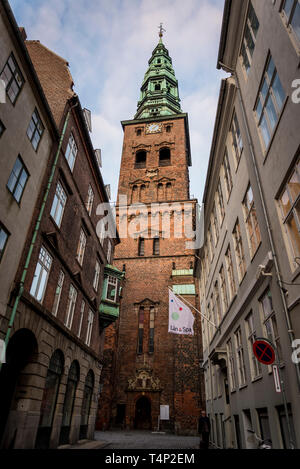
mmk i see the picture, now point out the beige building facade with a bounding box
[195,0,300,449]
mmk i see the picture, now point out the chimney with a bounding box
[19,27,27,41]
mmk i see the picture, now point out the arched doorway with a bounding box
[35,349,64,449]
[79,370,94,440]
[0,329,38,448]
[59,360,80,445]
[135,396,151,430]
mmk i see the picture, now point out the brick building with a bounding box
[0,3,121,449]
[97,34,204,435]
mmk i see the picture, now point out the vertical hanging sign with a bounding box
[273,365,282,393]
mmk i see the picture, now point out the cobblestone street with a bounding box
[94,430,200,450]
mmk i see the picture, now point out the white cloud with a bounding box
[10,0,226,202]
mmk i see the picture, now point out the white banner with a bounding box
[168,290,194,336]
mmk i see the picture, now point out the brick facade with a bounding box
[97,115,204,436]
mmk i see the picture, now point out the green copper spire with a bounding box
[135,25,182,120]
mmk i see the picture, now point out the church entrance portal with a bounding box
[134,397,151,430]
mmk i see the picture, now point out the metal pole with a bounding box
[256,337,294,449]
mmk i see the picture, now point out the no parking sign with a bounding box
[253,340,275,365]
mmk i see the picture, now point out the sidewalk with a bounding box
[58,439,110,450]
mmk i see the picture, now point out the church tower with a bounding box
[98,29,203,435]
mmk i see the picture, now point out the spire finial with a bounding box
[158,23,166,42]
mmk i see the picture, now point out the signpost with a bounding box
[253,337,294,449]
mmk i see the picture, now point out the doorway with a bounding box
[79,370,94,440]
[0,329,38,448]
[59,361,80,445]
[134,396,151,430]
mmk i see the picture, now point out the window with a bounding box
[78,300,85,338]
[159,148,171,167]
[212,204,219,245]
[86,310,94,346]
[7,156,29,203]
[135,150,147,169]
[255,55,286,150]
[260,290,282,362]
[137,307,144,354]
[93,260,101,292]
[257,408,271,442]
[214,281,222,325]
[240,2,260,74]
[149,307,155,353]
[106,275,117,302]
[153,238,160,256]
[219,265,229,315]
[107,240,112,264]
[50,181,67,228]
[231,112,243,167]
[166,125,171,133]
[0,53,24,104]
[225,245,236,301]
[27,109,44,150]
[243,185,261,257]
[227,339,236,390]
[234,328,247,386]
[278,160,300,265]
[65,133,78,171]
[233,220,246,282]
[166,182,172,200]
[207,303,212,342]
[30,246,52,302]
[52,270,65,317]
[0,223,9,262]
[138,238,145,257]
[98,220,106,245]
[217,180,225,223]
[76,229,87,266]
[207,225,213,261]
[86,184,94,216]
[223,150,233,199]
[276,404,297,449]
[245,312,262,379]
[136,129,142,136]
[0,119,5,137]
[281,0,300,43]
[157,183,164,201]
[65,284,77,329]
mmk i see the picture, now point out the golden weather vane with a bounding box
[158,23,166,39]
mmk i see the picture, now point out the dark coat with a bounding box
[198,416,210,434]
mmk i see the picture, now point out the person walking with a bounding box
[198,410,210,449]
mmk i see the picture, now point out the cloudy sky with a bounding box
[10,0,227,203]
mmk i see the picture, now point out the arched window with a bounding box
[166,182,172,200]
[157,183,164,201]
[138,238,145,257]
[159,148,171,167]
[140,184,146,202]
[135,150,146,169]
[132,185,138,203]
[59,360,80,445]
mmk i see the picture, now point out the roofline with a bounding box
[71,96,120,244]
[202,79,227,204]
[120,113,192,166]
[1,0,59,139]
[217,0,232,70]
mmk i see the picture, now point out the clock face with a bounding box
[146,123,162,134]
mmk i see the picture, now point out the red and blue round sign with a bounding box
[253,340,275,365]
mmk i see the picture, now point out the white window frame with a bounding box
[93,260,101,292]
[86,184,94,216]
[65,284,77,330]
[52,270,65,317]
[65,132,78,172]
[86,309,94,346]
[50,181,67,228]
[106,275,118,302]
[76,228,87,266]
[245,311,262,380]
[78,300,85,338]
[30,246,52,303]
[227,338,237,391]
[234,328,247,387]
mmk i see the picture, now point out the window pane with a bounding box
[273,74,285,111]
[280,189,292,217]
[291,2,300,40]
[283,0,294,19]
[249,2,259,37]
[260,114,271,148]
[266,96,278,131]
[245,24,255,57]
[266,57,275,82]
[0,228,8,259]
[287,212,300,257]
[288,171,300,203]
[241,44,250,73]
[256,98,263,121]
